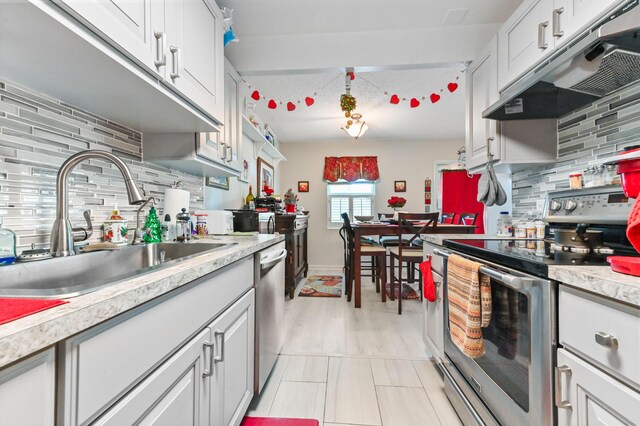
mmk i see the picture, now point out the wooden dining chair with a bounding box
[440,212,456,224]
[458,212,478,226]
[340,213,387,302]
[388,212,439,314]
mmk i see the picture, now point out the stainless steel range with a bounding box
[434,186,637,425]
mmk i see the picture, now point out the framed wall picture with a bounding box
[206,176,230,190]
[257,157,274,193]
[394,180,406,192]
[264,124,278,148]
[298,181,309,192]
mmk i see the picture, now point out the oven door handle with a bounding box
[433,248,527,290]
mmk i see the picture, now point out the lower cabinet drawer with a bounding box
[59,257,253,426]
[559,287,640,388]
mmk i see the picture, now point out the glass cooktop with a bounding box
[442,239,616,278]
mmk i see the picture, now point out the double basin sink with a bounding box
[0,242,234,299]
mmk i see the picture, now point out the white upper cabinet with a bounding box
[552,0,621,49]
[222,59,243,171]
[498,0,554,91]
[165,0,224,122]
[466,36,500,170]
[57,0,165,78]
[498,0,624,91]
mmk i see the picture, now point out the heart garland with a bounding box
[244,72,461,111]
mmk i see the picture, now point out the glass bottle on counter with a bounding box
[496,212,512,236]
[0,216,17,265]
[246,185,255,210]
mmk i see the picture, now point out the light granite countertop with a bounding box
[549,265,640,308]
[0,234,284,368]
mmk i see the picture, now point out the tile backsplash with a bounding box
[512,81,640,217]
[0,79,203,253]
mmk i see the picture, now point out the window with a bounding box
[327,182,376,228]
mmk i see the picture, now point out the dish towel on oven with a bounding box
[447,254,492,358]
[419,258,436,302]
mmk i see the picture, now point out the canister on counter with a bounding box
[195,213,208,236]
[525,222,536,239]
[569,173,583,190]
[535,220,546,239]
[103,210,128,245]
[514,221,527,239]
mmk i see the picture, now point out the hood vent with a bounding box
[484,1,640,121]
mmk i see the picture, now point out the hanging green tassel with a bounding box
[143,206,163,243]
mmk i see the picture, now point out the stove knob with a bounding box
[549,200,562,212]
[564,200,578,212]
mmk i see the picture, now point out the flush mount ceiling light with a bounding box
[342,113,368,139]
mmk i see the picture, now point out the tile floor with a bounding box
[247,271,463,426]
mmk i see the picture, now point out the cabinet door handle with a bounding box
[169,45,181,80]
[552,8,564,38]
[153,31,166,68]
[595,331,618,349]
[202,341,214,377]
[214,330,225,364]
[555,365,572,409]
[538,21,549,50]
[227,145,232,162]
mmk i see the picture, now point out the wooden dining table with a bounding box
[350,222,476,308]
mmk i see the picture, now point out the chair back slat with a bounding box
[458,212,478,226]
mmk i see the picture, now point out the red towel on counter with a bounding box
[420,258,437,302]
[241,418,319,426]
[0,298,68,326]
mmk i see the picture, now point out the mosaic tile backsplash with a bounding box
[0,79,203,253]
[512,81,640,217]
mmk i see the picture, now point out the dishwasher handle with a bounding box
[260,249,288,269]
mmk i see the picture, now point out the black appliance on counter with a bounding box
[433,186,637,426]
[228,210,259,232]
[255,197,278,212]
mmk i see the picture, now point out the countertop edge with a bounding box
[0,235,285,368]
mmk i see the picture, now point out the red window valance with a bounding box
[323,156,380,182]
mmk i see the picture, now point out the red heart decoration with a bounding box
[410,98,420,108]
[305,97,315,107]
[287,101,296,111]
[268,99,277,109]
[251,90,261,101]
[447,82,459,93]
[430,93,441,103]
[389,94,400,104]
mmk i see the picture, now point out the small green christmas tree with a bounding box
[143,206,163,243]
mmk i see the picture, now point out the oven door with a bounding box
[434,248,556,426]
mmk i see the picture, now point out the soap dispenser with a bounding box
[0,216,17,265]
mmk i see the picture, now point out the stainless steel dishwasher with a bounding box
[254,241,287,394]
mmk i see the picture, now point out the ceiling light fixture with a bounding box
[342,113,368,139]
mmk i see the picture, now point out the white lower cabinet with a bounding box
[556,348,640,426]
[0,348,56,426]
[94,290,255,426]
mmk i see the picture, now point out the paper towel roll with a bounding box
[163,188,190,219]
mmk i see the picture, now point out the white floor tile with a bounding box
[269,381,326,423]
[370,359,422,387]
[412,360,463,426]
[282,356,329,383]
[246,355,290,417]
[376,386,441,426]
[324,357,382,425]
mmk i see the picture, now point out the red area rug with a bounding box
[385,283,420,300]
[241,417,319,426]
[298,275,342,298]
[0,298,68,325]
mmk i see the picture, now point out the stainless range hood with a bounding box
[484,0,640,121]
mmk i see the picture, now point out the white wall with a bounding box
[279,139,461,269]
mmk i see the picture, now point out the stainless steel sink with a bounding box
[0,242,234,299]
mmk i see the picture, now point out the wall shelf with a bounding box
[242,115,286,166]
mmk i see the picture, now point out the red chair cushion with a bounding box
[241,417,320,426]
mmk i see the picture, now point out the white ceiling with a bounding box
[220,0,524,142]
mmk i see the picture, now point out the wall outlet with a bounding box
[536,199,545,212]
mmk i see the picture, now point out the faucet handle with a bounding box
[72,210,94,242]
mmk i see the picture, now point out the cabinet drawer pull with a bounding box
[226,145,232,162]
[555,365,572,409]
[214,330,225,364]
[153,31,166,68]
[538,21,549,50]
[595,331,618,349]
[169,45,181,80]
[552,8,564,38]
[202,341,214,377]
